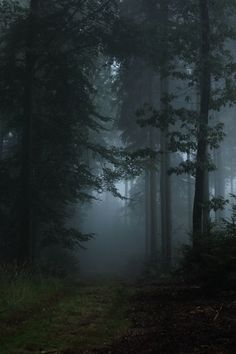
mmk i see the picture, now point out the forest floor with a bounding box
[1,278,236,354]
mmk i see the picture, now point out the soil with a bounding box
[75,283,236,354]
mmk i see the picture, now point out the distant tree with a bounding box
[116,0,236,251]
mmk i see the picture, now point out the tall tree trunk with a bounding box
[149,128,158,262]
[0,121,3,159]
[192,0,211,239]
[146,65,158,263]
[18,0,38,263]
[230,171,234,195]
[230,155,234,195]
[187,153,193,231]
[124,179,128,224]
[160,129,172,270]
[160,0,172,271]
[145,169,150,259]
[214,147,224,220]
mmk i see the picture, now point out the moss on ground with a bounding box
[0,279,132,354]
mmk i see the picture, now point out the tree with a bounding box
[0,0,120,263]
[192,0,211,238]
[19,0,39,262]
[159,0,172,270]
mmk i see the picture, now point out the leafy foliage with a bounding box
[181,201,236,291]
[0,0,121,260]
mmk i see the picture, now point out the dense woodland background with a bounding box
[2,1,236,353]
[0,0,236,285]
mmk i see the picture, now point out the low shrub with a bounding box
[181,233,236,290]
[181,203,236,291]
[0,263,63,314]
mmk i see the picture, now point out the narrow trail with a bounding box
[2,281,236,353]
[76,283,236,354]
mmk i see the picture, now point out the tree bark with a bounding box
[124,179,128,224]
[145,169,150,259]
[18,0,39,263]
[0,121,3,159]
[214,147,224,220]
[187,153,193,231]
[160,129,172,271]
[149,128,158,262]
[230,159,234,195]
[192,0,211,239]
[160,0,172,271]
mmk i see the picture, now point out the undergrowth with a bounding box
[0,264,64,317]
[0,269,131,354]
[181,201,236,291]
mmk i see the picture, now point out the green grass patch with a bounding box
[0,264,64,321]
[0,278,132,354]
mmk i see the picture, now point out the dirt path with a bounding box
[78,284,236,354]
[2,281,236,353]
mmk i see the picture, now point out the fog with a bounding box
[0,0,236,279]
[78,96,236,277]
[1,1,236,352]
[79,186,144,277]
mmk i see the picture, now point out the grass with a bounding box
[0,270,132,354]
[0,264,64,318]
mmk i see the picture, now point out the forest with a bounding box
[1,0,236,353]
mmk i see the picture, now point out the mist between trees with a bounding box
[0,0,236,278]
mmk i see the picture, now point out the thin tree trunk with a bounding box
[230,156,234,195]
[149,128,158,262]
[187,153,193,231]
[202,165,209,230]
[0,121,3,159]
[160,101,172,270]
[142,0,159,265]
[160,0,172,271]
[193,0,211,240]
[18,0,38,263]
[145,169,150,259]
[160,131,172,270]
[214,147,224,220]
[124,179,128,224]
[230,172,234,195]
